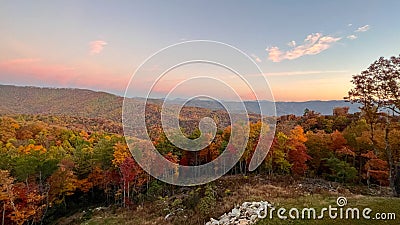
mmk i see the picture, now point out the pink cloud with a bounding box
[2,58,41,64]
[266,47,283,62]
[89,40,107,55]
[0,58,128,92]
[0,58,76,84]
[266,33,341,62]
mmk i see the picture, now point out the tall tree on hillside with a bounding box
[288,126,311,176]
[0,170,14,225]
[347,54,400,196]
[266,132,291,175]
[305,130,333,176]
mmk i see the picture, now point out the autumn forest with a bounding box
[1,55,400,225]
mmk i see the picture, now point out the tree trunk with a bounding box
[127,182,130,208]
[123,180,126,208]
[2,203,5,225]
[359,156,363,184]
[370,121,378,155]
[395,164,400,197]
[384,115,396,196]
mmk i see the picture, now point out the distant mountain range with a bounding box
[164,98,360,116]
[0,84,360,119]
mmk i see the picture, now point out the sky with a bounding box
[0,0,399,101]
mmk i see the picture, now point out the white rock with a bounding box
[205,201,271,225]
[210,218,220,225]
[231,208,240,217]
[219,216,229,224]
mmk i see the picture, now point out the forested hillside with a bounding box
[0,85,123,121]
[1,107,399,224]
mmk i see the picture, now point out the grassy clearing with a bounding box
[80,195,400,225]
[256,195,400,225]
[58,175,398,225]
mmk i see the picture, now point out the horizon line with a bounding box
[0,83,350,103]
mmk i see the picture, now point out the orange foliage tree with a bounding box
[288,126,311,176]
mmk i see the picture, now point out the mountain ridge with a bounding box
[0,84,360,118]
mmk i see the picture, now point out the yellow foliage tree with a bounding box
[112,142,131,167]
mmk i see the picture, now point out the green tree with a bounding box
[305,130,333,177]
[324,157,357,183]
[267,132,291,175]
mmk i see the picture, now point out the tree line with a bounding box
[0,54,399,224]
[1,106,400,224]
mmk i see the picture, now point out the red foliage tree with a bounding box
[288,126,311,176]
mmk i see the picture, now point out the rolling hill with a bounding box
[0,84,359,120]
[0,84,123,121]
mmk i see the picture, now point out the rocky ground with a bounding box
[205,201,271,225]
[58,175,395,225]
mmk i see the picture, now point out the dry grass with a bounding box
[61,175,396,225]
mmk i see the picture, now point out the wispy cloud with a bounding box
[266,33,341,62]
[266,47,283,62]
[355,25,370,32]
[347,23,353,27]
[89,40,107,55]
[347,34,358,40]
[226,70,349,79]
[1,58,41,64]
[251,54,262,63]
[264,70,348,76]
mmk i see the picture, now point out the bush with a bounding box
[324,157,357,183]
[196,184,216,216]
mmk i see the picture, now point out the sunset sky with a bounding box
[1,0,399,101]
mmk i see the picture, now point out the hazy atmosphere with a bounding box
[1,1,400,100]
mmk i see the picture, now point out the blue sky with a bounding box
[0,0,399,101]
